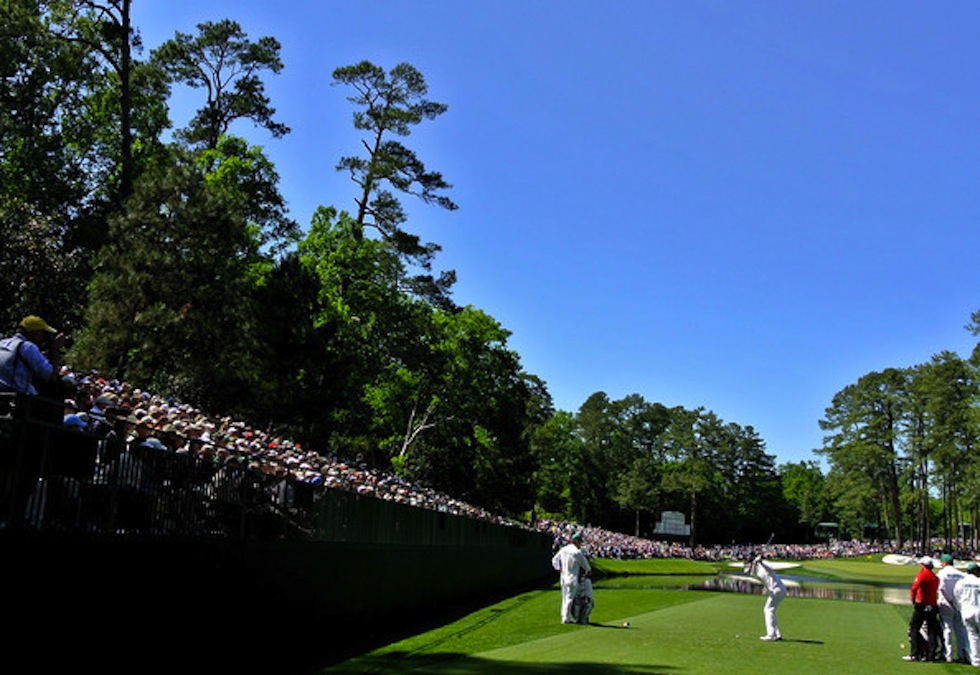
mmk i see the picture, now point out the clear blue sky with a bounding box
[133,1,979,466]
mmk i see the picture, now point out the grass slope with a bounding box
[591,558,719,577]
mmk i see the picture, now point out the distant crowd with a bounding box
[540,518,980,564]
[539,518,923,562]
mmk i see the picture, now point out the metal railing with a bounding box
[0,392,318,538]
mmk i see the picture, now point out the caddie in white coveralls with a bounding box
[552,532,591,624]
[954,562,980,666]
[745,554,786,641]
[937,553,969,663]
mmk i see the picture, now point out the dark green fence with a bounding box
[0,392,554,673]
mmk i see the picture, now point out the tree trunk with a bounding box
[918,458,930,553]
[689,489,697,547]
[887,458,902,545]
[118,0,133,201]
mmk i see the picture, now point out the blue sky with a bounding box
[132,1,979,466]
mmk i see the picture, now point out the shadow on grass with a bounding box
[587,622,632,629]
[307,589,565,672]
[334,652,680,674]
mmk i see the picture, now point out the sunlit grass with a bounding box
[591,557,719,576]
[322,558,936,674]
[795,558,920,584]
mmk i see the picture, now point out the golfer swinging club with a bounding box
[745,550,787,641]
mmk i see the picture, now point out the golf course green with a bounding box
[322,557,956,673]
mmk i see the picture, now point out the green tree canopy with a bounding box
[817,368,907,543]
[153,18,289,150]
[780,460,829,541]
[332,60,458,308]
[72,140,285,410]
[1,0,168,328]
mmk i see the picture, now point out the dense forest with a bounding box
[2,1,977,548]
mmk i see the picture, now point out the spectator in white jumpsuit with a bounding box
[937,553,969,663]
[745,554,786,641]
[552,532,591,624]
[954,563,980,667]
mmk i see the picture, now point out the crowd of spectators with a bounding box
[56,366,521,528]
[538,518,908,562]
[47,365,979,561]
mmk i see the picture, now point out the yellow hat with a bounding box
[19,315,57,334]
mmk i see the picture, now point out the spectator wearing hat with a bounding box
[937,553,969,663]
[552,532,591,624]
[905,556,941,662]
[0,315,64,395]
[62,400,89,430]
[954,562,980,666]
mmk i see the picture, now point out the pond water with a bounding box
[594,572,909,605]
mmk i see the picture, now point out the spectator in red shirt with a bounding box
[904,556,941,662]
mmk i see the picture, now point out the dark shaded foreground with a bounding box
[325,653,679,674]
[312,586,555,672]
[0,531,550,675]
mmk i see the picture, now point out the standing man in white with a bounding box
[937,553,969,663]
[552,532,591,624]
[954,562,980,666]
[745,554,787,641]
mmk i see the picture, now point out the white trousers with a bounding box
[764,588,785,638]
[560,578,580,623]
[964,615,980,667]
[939,604,969,661]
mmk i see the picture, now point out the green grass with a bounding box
[321,559,947,674]
[321,586,703,674]
[591,557,719,577]
[794,558,921,584]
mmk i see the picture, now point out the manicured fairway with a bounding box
[796,557,925,584]
[589,558,719,576]
[323,559,955,674]
[473,594,914,674]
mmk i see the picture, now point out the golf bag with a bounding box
[573,577,594,624]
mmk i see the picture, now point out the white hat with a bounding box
[919,556,934,567]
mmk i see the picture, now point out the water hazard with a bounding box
[693,573,909,604]
[595,572,910,605]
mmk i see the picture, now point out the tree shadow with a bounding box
[324,653,680,674]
